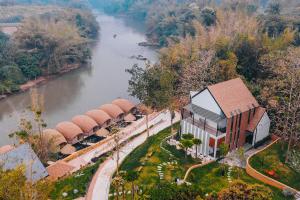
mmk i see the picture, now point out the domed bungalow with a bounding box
[71,115,99,137]
[56,122,84,144]
[85,109,112,128]
[99,104,125,123]
[112,99,137,122]
[112,99,137,114]
[42,129,67,153]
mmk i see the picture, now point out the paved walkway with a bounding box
[220,140,273,168]
[66,111,161,171]
[86,110,180,200]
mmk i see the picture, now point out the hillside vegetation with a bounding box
[124,0,300,181]
[0,5,99,95]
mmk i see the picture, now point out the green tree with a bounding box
[219,143,229,176]
[200,7,217,27]
[192,138,202,158]
[219,143,229,158]
[0,166,53,200]
[111,175,125,200]
[218,180,272,200]
[148,182,202,200]
[266,0,281,15]
[127,64,176,137]
[182,133,194,140]
[235,35,261,81]
[180,139,194,158]
[124,171,139,200]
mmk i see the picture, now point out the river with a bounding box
[0,12,158,146]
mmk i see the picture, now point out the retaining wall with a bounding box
[246,139,299,194]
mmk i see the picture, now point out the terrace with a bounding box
[182,104,227,137]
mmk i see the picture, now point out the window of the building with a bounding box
[248,109,251,124]
[229,116,234,149]
[236,113,242,148]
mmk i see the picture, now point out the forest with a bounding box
[123,0,300,174]
[0,2,99,95]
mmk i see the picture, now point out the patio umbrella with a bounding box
[60,144,76,155]
[96,128,110,137]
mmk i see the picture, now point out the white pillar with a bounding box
[214,138,218,158]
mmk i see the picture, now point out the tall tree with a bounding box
[192,138,202,158]
[124,171,139,200]
[127,64,176,137]
[260,47,300,163]
[0,166,53,200]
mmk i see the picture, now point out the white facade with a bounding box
[181,120,210,156]
[191,89,223,115]
[253,112,271,145]
[181,120,227,158]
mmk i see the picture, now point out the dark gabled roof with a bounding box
[247,107,266,132]
[184,103,225,123]
[0,143,48,182]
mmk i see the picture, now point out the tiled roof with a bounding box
[247,107,266,132]
[0,143,48,182]
[207,78,259,118]
[47,161,75,180]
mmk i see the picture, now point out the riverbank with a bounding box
[0,63,90,101]
[0,13,157,147]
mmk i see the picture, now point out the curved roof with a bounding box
[99,104,124,119]
[85,109,112,125]
[112,99,136,113]
[56,122,83,141]
[42,129,67,147]
[60,144,76,155]
[71,115,98,133]
[124,113,136,122]
[96,128,110,137]
[47,161,75,180]
[0,145,14,154]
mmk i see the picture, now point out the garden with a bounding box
[109,123,199,198]
[109,124,295,200]
[50,157,107,200]
[249,141,300,191]
[187,162,291,200]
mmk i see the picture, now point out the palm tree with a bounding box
[192,138,202,158]
[180,139,194,158]
[124,171,139,200]
[182,133,194,140]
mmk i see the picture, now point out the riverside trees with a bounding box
[0,6,99,94]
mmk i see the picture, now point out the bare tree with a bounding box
[260,47,300,163]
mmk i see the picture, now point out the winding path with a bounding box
[86,110,180,200]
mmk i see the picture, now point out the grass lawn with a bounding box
[249,141,300,191]
[187,162,293,200]
[50,158,105,200]
[111,123,198,193]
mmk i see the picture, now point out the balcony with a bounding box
[183,117,226,137]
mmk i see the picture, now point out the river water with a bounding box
[0,13,157,146]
